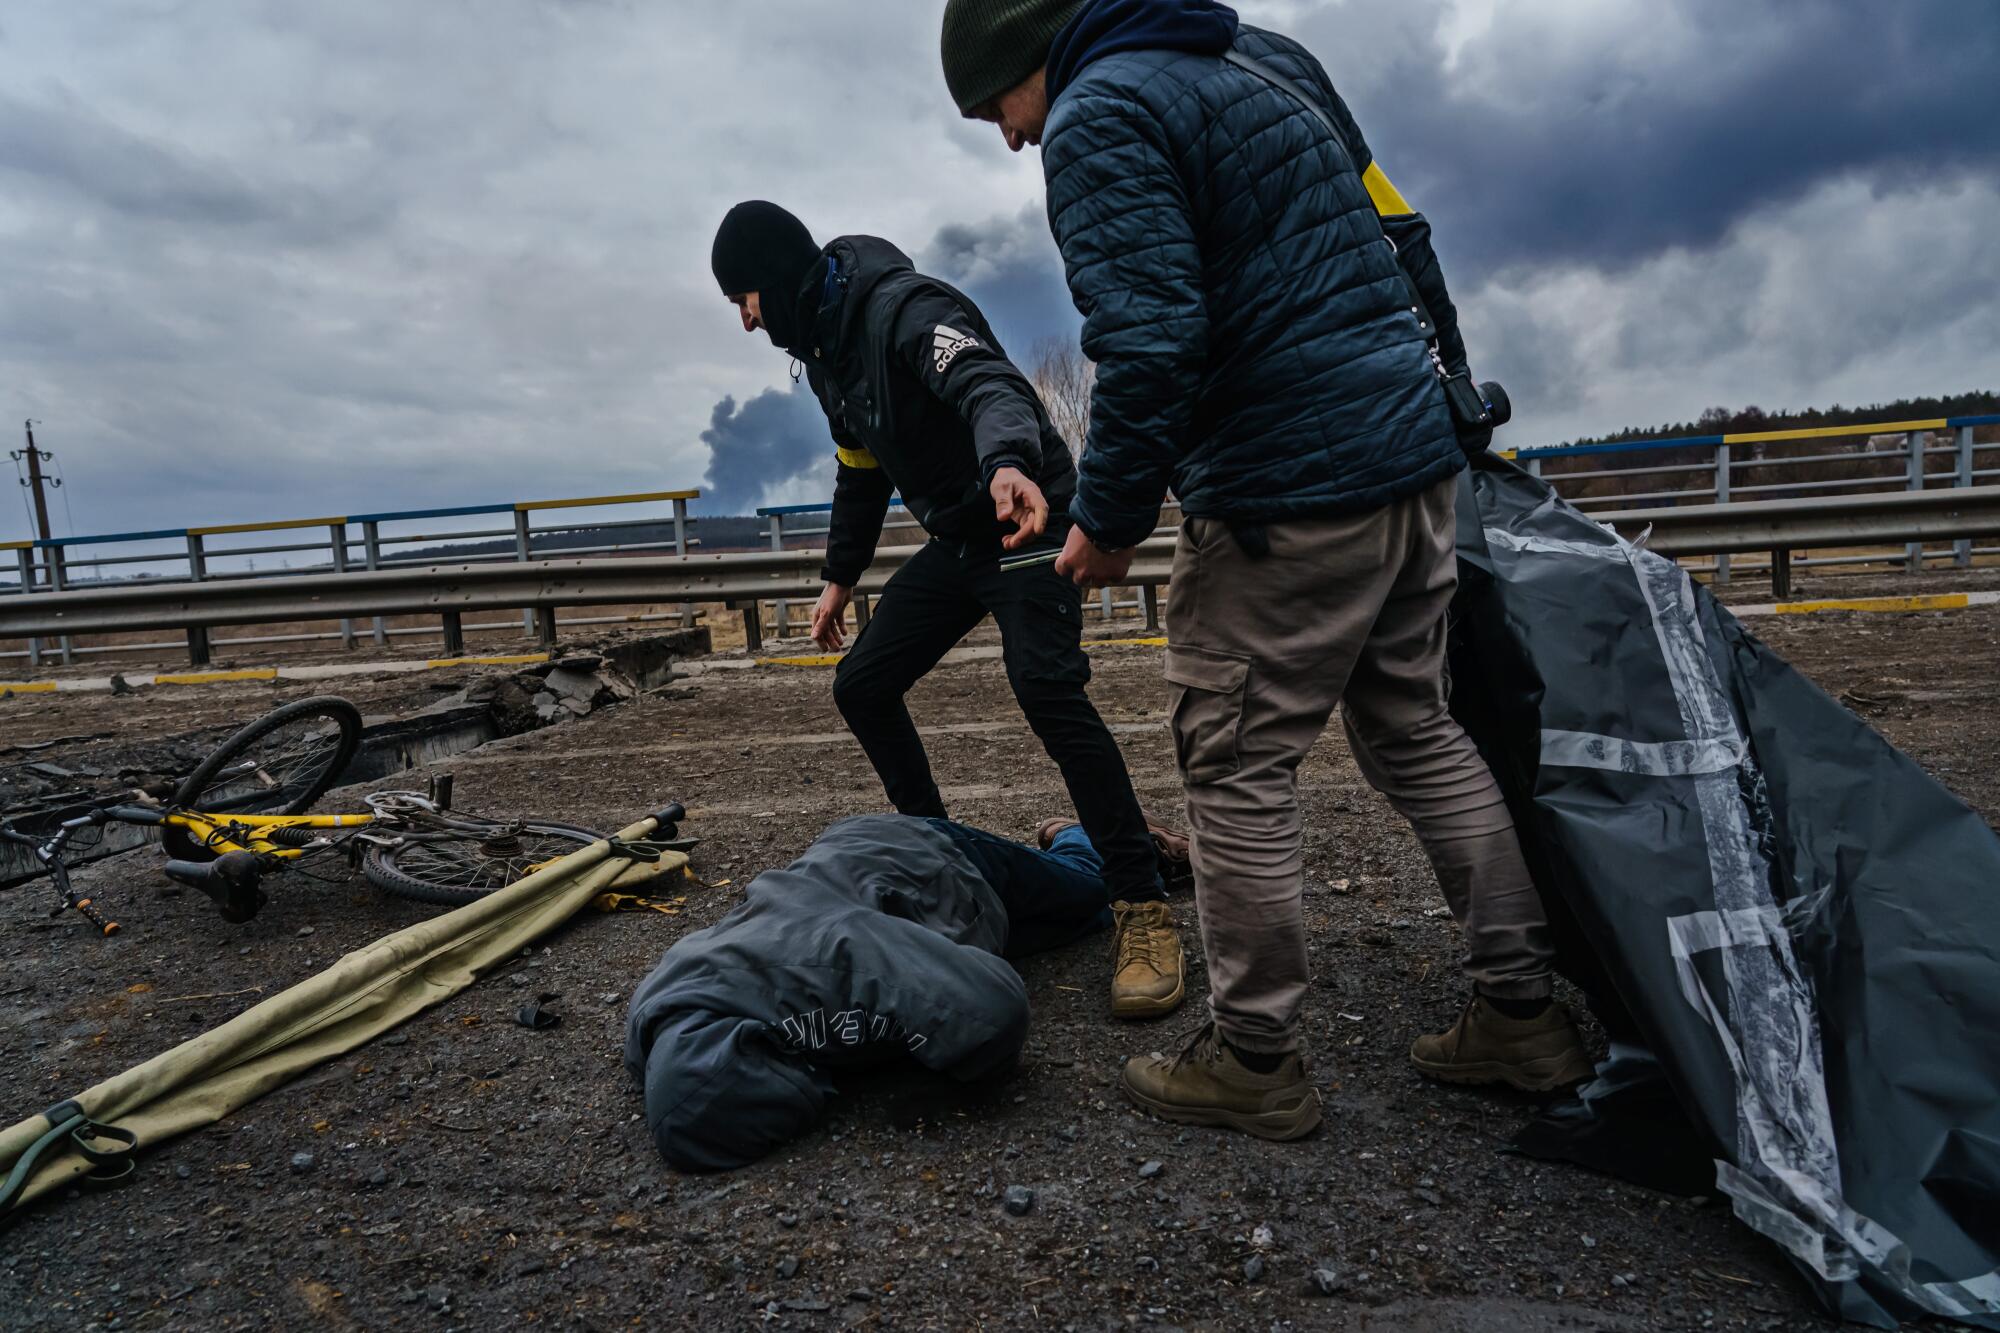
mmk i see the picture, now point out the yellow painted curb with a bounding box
[426,654,551,668]
[1774,593,1970,616]
[0,681,58,694]
[153,669,280,686]
[753,637,1169,669]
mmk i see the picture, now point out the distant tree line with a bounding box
[1560,390,2000,448]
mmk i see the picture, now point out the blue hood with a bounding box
[1045,0,1239,103]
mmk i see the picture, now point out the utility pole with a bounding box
[13,421,56,543]
[12,421,61,593]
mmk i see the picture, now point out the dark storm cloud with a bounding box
[1291,0,2000,280]
[923,203,1080,358]
[700,384,832,514]
[1,1,1996,543]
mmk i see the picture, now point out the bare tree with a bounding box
[1027,336,1095,458]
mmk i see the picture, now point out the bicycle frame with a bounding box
[1,804,381,936]
[2,781,575,935]
[163,810,376,860]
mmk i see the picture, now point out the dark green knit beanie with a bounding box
[940,0,1086,115]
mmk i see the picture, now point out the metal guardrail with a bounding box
[2,489,703,668]
[6,486,1998,665]
[1513,414,2000,584]
[755,499,1180,639]
[1591,486,2000,597]
[4,410,1995,669]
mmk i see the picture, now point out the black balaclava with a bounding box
[711,201,822,352]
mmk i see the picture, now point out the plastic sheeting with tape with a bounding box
[1447,457,2000,1328]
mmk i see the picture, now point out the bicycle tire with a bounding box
[162,697,364,860]
[363,819,604,907]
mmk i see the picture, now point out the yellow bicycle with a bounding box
[1,696,685,934]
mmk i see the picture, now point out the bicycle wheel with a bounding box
[163,697,364,860]
[363,820,604,907]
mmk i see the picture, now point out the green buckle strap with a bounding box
[0,1102,138,1215]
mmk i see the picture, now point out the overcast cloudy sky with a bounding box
[3,0,1996,541]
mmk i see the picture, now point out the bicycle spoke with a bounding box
[368,822,600,906]
[192,724,346,812]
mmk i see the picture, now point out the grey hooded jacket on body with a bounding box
[622,816,1029,1172]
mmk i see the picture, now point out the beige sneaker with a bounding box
[1121,1023,1321,1141]
[1110,899,1185,1019]
[1410,996,1594,1092]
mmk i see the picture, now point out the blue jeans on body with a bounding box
[926,819,1115,959]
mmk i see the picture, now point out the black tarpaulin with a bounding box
[1446,456,2000,1328]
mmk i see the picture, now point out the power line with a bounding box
[48,451,77,537]
[8,450,33,540]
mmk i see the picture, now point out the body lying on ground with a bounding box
[622,814,1115,1172]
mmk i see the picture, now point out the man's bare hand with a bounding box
[990,466,1049,551]
[810,582,854,651]
[1054,524,1135,590]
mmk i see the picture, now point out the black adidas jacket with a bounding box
[793,236,1078,587]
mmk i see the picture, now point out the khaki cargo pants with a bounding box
[1165,476,1554,1054]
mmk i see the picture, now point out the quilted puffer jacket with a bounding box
[1042,2,1467,547]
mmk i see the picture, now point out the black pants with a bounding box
[833,534,1164,903]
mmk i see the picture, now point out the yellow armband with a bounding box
[1362,161,1412,217]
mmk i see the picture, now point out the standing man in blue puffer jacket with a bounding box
[939,0,1593,1140]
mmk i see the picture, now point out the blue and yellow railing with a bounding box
[4,489,702,668]
[1502,414,1999,583]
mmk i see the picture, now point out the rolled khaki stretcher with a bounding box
[0,806,688,1212]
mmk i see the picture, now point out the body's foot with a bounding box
[1409,996,1594,1092]
[1036,808,1192,885]
[1109,899,1186,1018]
[1120,1022,1321,1141]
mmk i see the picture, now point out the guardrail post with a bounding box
[327,522,356,650]
[534,605,558,648]
[1905,431,1926,574]
[1772,547,1792,601]
[441,611,465,657]
[731,600,763,654]
[1139,584,1161,634]
[854,594,871,629]
[182,533,211,665]
[362,521,388,647]
[16,547,42,669]
[1712,443,1731,586]
[513,511,537,637]
[673,497,694,630]
[768,513,790,638]
[47,547,73,665]
[1099,587,1115,621]
[1956,425,1975,569]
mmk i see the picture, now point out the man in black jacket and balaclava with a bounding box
[710,200,1183,1019]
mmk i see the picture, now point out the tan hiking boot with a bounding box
[1110,899,1185,1018]
[1121,1023,1321,1141]
[1409,996,1594,1092]
[1036,809,1192,885]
